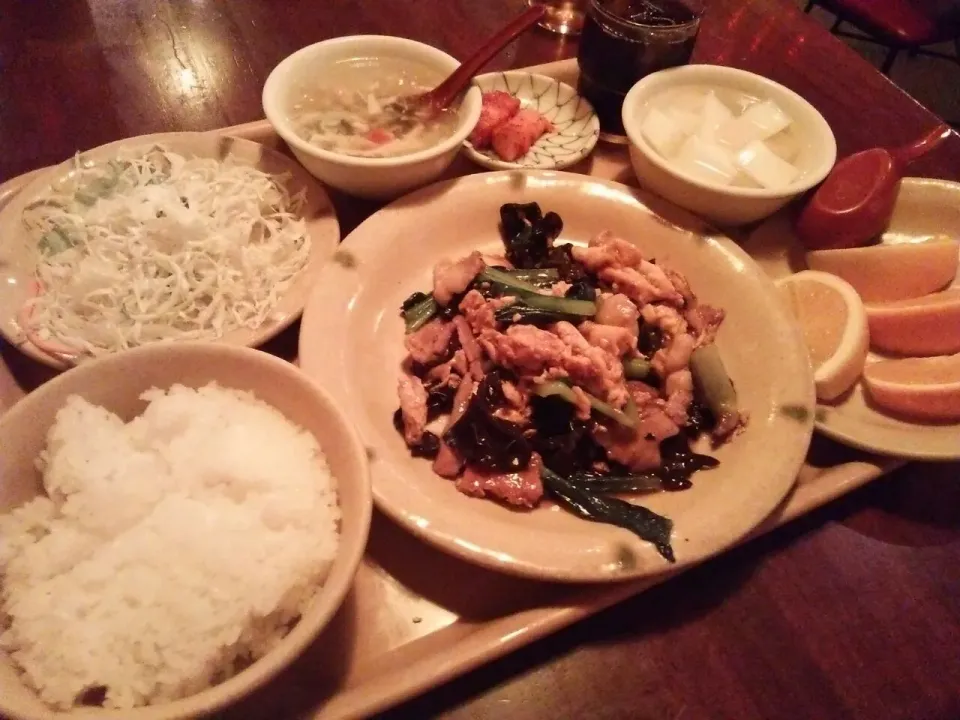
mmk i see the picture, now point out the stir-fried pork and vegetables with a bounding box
[393,203,746,561]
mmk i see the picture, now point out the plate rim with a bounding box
[0,130,340,369]
[462,71,600,172]
[299,169,815,582]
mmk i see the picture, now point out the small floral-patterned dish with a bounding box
[463,72,600,170]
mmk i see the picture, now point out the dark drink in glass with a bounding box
[577,0,704,142]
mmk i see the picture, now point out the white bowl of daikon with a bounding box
[622,65,836,226]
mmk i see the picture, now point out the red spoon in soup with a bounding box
[795,123,952,251]
[389,5,545,119]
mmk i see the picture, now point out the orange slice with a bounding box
[805,238,959,302]
[866,287,960,356]
[776,270,869,402]
[863,353,960,421]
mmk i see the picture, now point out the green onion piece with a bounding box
[534,381,637,428]
[501,268,560,287]
[521,293,596,317]
[403,295,438,333]
[568,472,663,493]
[690,344,738,426]
[478,267,543,296]
[541,467,675,563]
[623,357,653,380]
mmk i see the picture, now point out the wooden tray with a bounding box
[0,60,904,720]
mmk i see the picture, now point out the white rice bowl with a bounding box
[0,383,340,711]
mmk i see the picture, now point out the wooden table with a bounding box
[2,2,959,719]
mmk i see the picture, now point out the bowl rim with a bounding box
[262,34,482,169]
[621,64,838,199]
[0,342,372,720]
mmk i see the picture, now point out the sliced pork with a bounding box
[579,320,635,358]
[641,304,688,338]
[459,289,512,334]
[551,321,629,407]
[595,293,640,339]
[455,452,543,507]
[481,322,628,408]
[496,380,532,424]
[425,349,468,388]
[404,318,455,366]
[452,315,485,380]
[433,251,484,306]
[663,369,694,427]
[572,231,644,271]
[397,372,428,445]
[594,407,680,471]
[480,324,569,376]
[652,332,695,378]
[601,266,682,306]
[433,375,476,479]
[574,233,682,306]
[687,304,726,347]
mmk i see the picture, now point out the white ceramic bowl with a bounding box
[263,35,482,200]
[0,343,372,720]
[622,65,837,226]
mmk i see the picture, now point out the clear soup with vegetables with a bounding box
[288,58,461,159]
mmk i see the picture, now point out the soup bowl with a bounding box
[264,35,482,200]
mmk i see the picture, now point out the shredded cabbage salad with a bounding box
[18,146,310,360]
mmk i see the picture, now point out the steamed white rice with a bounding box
[0,383,340,710]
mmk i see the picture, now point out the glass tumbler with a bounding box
[577,0,705,142]
[527,0,588,36]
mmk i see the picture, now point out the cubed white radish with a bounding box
[737,139,801,189]
[698,92,735,142]
[666,87,707,114]
[765,129,802,162]
[642,106,687,158]
[732,94,759,116]
[673,135,738,186]
[715,100,792,149]
[665,106,701,135]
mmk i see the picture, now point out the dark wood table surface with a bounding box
[2,1,959,719]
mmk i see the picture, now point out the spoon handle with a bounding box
[425,6,546,111]
[890,123,952,168]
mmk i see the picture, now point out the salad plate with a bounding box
[0,131,340,369]
[745,177,960,461]
[299,170,815,582]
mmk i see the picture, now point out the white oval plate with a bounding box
[0,131,340,369]
[744,176,960,460]
[462,72,600,171]
[299,171,814,582]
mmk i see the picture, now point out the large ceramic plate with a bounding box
[299,171,814,582]
[745,177,960,460]
[0,131,339,369]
